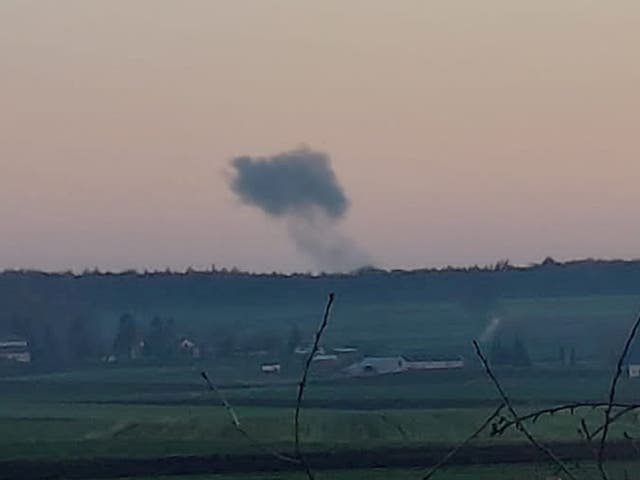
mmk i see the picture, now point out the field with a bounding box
[2,293,640,479]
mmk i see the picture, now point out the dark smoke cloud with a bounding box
[230,148,348,220]
[229,148,372,272]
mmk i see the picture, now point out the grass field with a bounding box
[0,392,640,464]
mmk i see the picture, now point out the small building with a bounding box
[261,363,281,374]
[627,351,640,379]
[294,346,325,356]
[0,337,31,363]
[405,355,465,371]
[345,356,408,376]
[333,347,358,355]
[179,338,201,359]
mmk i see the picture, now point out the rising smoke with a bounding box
[479,316,502,343]
[229,148,371,272]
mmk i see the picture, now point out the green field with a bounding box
[1,367,640,466]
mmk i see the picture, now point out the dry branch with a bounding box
[597,312,640,480]
[294,292,336,480]
[422,403,505,480]
[473,340,579,480]
[201,371,300,464]
[492,402,638,438]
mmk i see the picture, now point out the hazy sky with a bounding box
[1,1,639,272]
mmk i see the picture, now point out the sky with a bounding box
[1,1,639,273]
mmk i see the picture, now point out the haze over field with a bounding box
[1,1,639,272]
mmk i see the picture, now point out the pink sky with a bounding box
[1,1,639,272]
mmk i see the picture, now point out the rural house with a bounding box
[404,355,465,371]
[0,336,31,363]
[345,356,408,376]
[261,363,281,374]
[627,350,640,379]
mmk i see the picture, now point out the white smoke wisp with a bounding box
[479,316,502,343]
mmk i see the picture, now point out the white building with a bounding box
[405,356,465,371]
[261,363,281,374]
[629,364,640,379]
[0,337,31,363]
[345,356,408,376]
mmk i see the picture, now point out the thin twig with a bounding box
[473,340,578,480]
[294,292,336,480]
[201,371,300,464]
[597,311,640,480]
[422,403,505,480]
[590,404,640,439]
[492,402,638,437]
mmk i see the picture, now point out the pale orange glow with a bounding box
[1,1,639,271]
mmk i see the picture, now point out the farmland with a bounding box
[1,265,640,478]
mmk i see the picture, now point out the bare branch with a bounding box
[597,311,640,480]
[492,402,638,437]
[422,403,505,480]
[473,340,578,480]
[590,404,640,439]
[201,371,300,464]
[294,292,336,480]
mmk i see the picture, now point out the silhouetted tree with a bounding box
[559,345,567,366]
[113,314,137,360]
[490,338,511,365]
[287,325,302,355]
[569,347,577,367]
[512,337,531,367]
[68,316,93,362]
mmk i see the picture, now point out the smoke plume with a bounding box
[229,148,371,272]
[479,316,502,343]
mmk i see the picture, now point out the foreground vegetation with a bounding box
[109,461,640,480]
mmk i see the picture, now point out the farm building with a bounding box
[404,355,465,371]
[0,336,31,363]
[627,351,640,378]
[332,347,360,363]
[294,345,325,356]
[345,356,408,376]
[261,363,281,374]
[179,338,201,358]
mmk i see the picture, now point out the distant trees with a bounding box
[287,325,302,355]
[490,336,531,367]
[458,275,500,321]
[67,316,96,362]
[112,314,138,360]
[558,345,578,367]
[143,315,177,360]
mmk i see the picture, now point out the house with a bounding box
[294,345,325,356]
[404,355,465,371]
[333,347,358,354]
[0,337,31,363]
[345,356,408,376]
[261,363,281,374]
[179,338,201,359]
[627,350,640,379]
